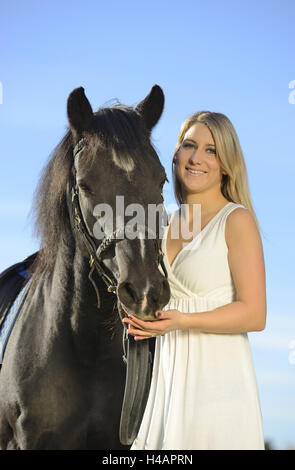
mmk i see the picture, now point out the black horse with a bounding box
[0,85,170,449]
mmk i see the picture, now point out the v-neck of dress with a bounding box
[165,202,232,270]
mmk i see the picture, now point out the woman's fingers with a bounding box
[122,312,174,340]
[128,327,153,340]
[123,315,167,332]
[127,315,155,329]
[122,309,182,340]
[133,330,153,338]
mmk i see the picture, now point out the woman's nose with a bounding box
[189,148,203,164]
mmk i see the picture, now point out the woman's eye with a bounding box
[181,142,215,154]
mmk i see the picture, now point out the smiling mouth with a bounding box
[186,168,207,175]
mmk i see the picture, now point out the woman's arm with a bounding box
[123,208,267,339]
[182,208,267,333]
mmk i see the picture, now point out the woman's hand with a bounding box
[122,309,186,341]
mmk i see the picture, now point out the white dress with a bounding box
[131,202,264,450]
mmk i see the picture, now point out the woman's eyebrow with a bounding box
[183,138,215,147]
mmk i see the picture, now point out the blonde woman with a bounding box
[123,111,266,450]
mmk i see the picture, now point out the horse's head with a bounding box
[67,86,170,321]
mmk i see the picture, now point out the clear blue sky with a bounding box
[1,0,295,449]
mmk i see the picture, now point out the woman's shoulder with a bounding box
[226,202,252,222]
[225,203,260,248]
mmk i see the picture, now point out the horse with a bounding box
[0,85,170,449]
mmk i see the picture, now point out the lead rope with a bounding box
[118,303,128,364]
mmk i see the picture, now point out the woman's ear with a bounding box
[173,145,180,163]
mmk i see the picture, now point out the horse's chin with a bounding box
[120,302,158,322]
[134,314,159,322]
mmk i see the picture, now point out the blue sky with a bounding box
[1,0,295,449]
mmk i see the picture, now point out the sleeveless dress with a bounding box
[131,202,264,450]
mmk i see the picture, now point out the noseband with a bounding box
[67,137,168,445]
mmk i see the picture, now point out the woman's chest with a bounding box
[164,224,233,295]
[166,216,215,267]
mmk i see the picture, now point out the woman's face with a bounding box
[175,122,225,198]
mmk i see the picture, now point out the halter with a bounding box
[70,138,167,301]
[67,137,168,445]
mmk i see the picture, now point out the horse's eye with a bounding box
[78,182,92,194]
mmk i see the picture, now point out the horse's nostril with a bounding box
[118,276,170,314]
[119,281,138,303]
[125,282,137,302]
[151,278,168,302]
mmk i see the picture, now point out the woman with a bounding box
[123,111,266,450]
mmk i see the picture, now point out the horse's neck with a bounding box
[33,239,119,364]
[49,242,102,354]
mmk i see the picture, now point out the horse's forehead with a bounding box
[75,148,135,177]
[111,148,135,173]
[74,137,165,188]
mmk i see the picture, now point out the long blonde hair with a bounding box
[172,111,262,234]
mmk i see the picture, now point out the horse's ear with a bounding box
[136,85,164,131]
[67,87,94,140]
